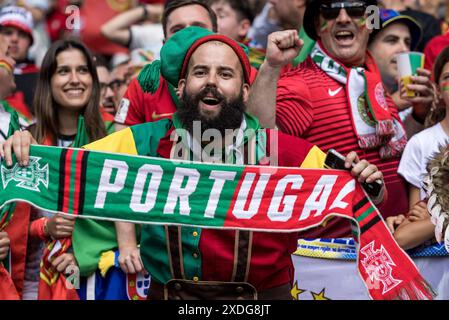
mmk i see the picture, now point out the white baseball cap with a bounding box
[0,6,34,43]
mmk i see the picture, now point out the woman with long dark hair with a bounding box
[2,39,114,300]
[30,39,113,145]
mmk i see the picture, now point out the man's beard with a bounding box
[177,85,245,137]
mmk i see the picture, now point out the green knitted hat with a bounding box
[137,26,213,94]
[137,26,250,93]
[161,26,215,87]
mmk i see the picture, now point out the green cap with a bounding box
[161,26,215,87]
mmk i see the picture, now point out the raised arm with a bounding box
[101,4,163,47]
[246,30,302,128]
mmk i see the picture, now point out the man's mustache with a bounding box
[197,85,225,102]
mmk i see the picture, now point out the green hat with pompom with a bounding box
[137,26,250,93]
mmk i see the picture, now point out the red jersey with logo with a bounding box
[115,76,176,126]
[275,57,408,238]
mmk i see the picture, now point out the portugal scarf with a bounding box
[0,145,435,300]
[310,42,407,159]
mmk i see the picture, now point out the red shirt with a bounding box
[424,34,449,74]
[275,57,408,238]
[115,77,177,126]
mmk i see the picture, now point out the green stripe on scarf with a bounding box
[1,100,32,126]
[356,206,375,223]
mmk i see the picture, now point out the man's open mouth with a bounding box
[201,96,221,106]
[334,30,355,44]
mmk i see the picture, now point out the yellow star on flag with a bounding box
[290,281,306,300]
[311,288,330,300]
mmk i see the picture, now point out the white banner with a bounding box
[291,239,449,300]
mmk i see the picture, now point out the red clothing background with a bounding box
[115,77,176,125]
[275,57,408,238]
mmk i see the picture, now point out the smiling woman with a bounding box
[31,39,112,145]
[3,39,115,300]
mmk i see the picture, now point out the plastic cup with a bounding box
[396,52,425,97]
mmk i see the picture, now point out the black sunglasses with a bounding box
[320,2,367,20]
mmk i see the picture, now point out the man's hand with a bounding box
[399,68,434,120]
[51,253,77,273]
[265,30,303,69]
[46,214,76,239]
[118,246,146,274]
[386,214,407,233]
[0,130,37,167]
[408,202,429,222]
[344,151,384,184]
[0,231,10,261]
[344,151,386,204]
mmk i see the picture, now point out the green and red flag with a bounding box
[0,145,435,300]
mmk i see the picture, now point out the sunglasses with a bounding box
[320,2,367,20]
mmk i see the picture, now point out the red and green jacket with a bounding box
[85,113,326,290]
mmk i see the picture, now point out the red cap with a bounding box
[180,34,251,85]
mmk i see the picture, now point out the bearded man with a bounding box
[1,27,385,300]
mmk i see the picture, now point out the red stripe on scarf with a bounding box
[62,149,74,213]
[352,184,435,300]
[72,150,84,214]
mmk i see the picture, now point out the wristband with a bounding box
[0,60,13,74]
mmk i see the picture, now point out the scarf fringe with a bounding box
[388,276,436,300]
[358,134,383,149]
[379,134,408,159]
[376,120,395,138]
